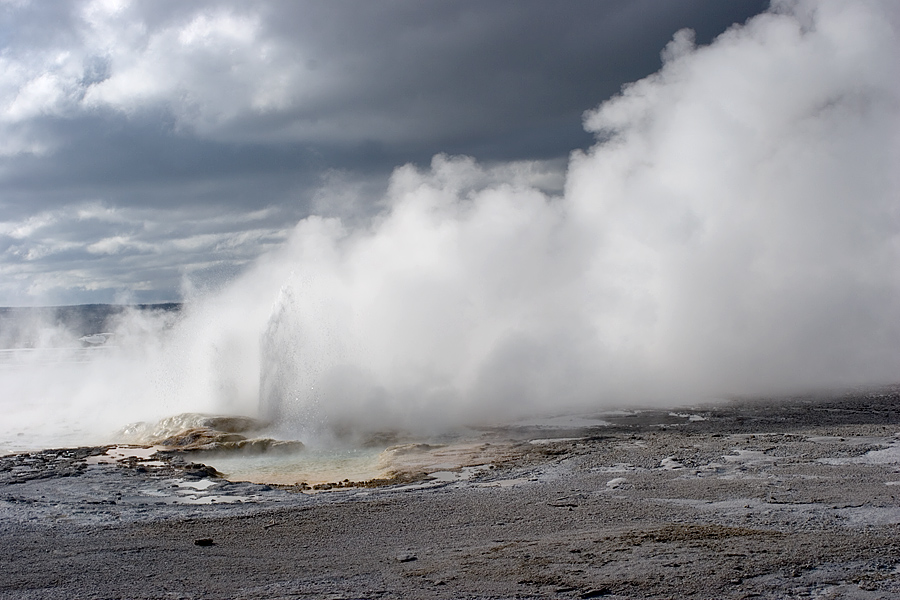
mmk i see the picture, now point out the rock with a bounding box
[212,438,305,455]
[660,456,685,470]
[182,463,221,478]
[119,413,305,456]
[121,413,267,445]
[197,416,264,433]
[193,538,214,547]
[160,427,247,449]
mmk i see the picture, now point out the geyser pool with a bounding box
[191,446,388,487]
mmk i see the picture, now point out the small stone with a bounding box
[194,538,214,546]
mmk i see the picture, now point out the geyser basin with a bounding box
[188,437,539,488]
[2,0,899,467]
[153,410,632,487]
[191,446,387,487]
[113,409,620,488]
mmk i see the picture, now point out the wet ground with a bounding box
[3,389,900,598]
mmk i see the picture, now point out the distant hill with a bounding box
[0,303,182,348]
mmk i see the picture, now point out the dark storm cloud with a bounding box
[0,0,767,305]
[250,0,770,157]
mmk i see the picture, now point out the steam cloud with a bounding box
[2,0,899,446]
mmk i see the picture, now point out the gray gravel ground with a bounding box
[4,390,900,599]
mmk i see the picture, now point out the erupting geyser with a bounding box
[1,0,898,451]
[247,0,900,438]
[259,285,303,428]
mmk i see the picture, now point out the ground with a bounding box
[3,391,900,599]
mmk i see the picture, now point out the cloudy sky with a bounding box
[2,0,899,441]
[0,0,768,306]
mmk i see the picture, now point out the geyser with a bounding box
[253,0,900,436]
[1,0,898,450]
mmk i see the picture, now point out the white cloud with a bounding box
[0,201,293,303]
[1,213,55,239]
[86,235,141,255]
[75,202,129,223]
[0,1,313,152]
[78,3,313,133]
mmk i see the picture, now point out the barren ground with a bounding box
[3,391,900,599]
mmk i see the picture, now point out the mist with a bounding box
[2,0,898,448]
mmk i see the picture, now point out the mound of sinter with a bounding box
[120,413,304,454]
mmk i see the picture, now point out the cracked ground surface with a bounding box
[3,391,900,598]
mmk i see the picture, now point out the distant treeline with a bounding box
[0,303,182,348]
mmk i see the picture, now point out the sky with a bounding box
[1,0,900,442]
[0,0,769,306]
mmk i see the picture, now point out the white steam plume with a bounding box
[240,0,900,435]
[2,0,898,447]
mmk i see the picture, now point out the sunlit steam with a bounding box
[1,0,898,449]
